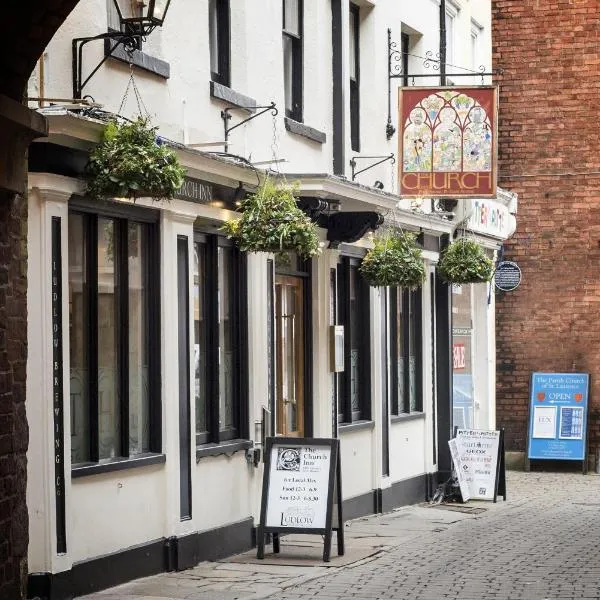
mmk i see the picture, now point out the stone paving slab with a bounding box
[82,472,600,600]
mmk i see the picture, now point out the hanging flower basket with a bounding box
[222,179,321,258]
[438,238,494,284]
[86,117,186,201]
[359,231,426,288]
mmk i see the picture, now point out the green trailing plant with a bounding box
[438,238,494,284]
[86,117,186,201]
[359,231,426,288]
[222,178,321,258]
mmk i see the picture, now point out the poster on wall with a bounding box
[398,86,498,198]
[257,437,344,562]
[527,373,590,468]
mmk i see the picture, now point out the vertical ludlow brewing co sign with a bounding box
[398,86,498,198]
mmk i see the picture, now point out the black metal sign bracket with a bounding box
[386,28,504,140]
[350,153,395,182]
[221,102,278,153]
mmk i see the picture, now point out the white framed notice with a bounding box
[257,437,344,562]
[265,442,332,529]
[532,405,557,439]
[456,429,501,501]
[448,438,471,502]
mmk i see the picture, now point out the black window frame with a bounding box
[390,286,423,415]
[194,231,248,446]
[209,0,231,87]
[283,0,304,122]
[337,255,371,424]
[401,32,410,87]
[349,2,360,152]
[68,200,162,465]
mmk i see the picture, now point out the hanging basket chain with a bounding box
[118,54,150,119]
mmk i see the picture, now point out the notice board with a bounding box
[527,373,590,469]
[257,437,344,562]
[456,429,506,502]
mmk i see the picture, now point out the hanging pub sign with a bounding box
[398,86,498,198]
[527,372,590,473]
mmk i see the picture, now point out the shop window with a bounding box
[337,256,370,424]
[452,283,473,429]
[69,206,161,465]
[390,287,423,415]
[209,0,231,87]
[349,3,360,151]
[283,0,303,122]
[194,233,247,445]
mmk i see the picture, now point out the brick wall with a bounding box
[493,1,600,452]
[0,191,29,600]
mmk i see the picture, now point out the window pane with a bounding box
[445,13,454,64]
[283,35,293,113]
[69,214,89,464]
[349,10,356,80]
[349,265,360,414]
[218,247,235,433]
[195,243,208,436]
[209,0,219,75]
[283,0,299,35]
[396,289,406,414]
[97,218,120,459]
[128,223,150,455]
[409,291,417,412]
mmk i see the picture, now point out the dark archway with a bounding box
[0,2,82,598]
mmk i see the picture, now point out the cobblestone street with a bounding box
[85,471,600,600]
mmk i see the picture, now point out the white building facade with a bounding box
[25,1,516,597]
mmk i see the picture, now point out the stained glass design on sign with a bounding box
[399,87,496,198]
[403,91,491,174]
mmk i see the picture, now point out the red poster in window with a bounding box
[453,343,466,370]
[398,86,498,198]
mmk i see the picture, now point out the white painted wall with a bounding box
[25,0,502,574]
[29,0,493,183]
[339,428,375,499]
[70,467,166,561]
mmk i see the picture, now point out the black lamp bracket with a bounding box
[350,154,395,182]
[72,31,142,100]
[386,28,504,140]
[221,102,278,153]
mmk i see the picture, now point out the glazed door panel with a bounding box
[275,275,305,437]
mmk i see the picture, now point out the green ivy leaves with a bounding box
[222,179,321,259]
[86,117,186,201]
[359,232,426,288]
[438,238,493,284]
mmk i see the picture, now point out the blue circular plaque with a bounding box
[494,260,521,292]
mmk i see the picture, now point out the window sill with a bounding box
[284,117,326,144]
[196,439,253,460]
[391,412,426,424]
[104,39,170,79]
[210,81,257,112]
[339,420,374,433]
[72,453,166,479]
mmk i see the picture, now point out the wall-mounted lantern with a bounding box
[72,0,174,99]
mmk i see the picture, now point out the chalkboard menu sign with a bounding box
[257,437,344,562]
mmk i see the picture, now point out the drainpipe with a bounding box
[440,0,447,86]
[331,0,345,175]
